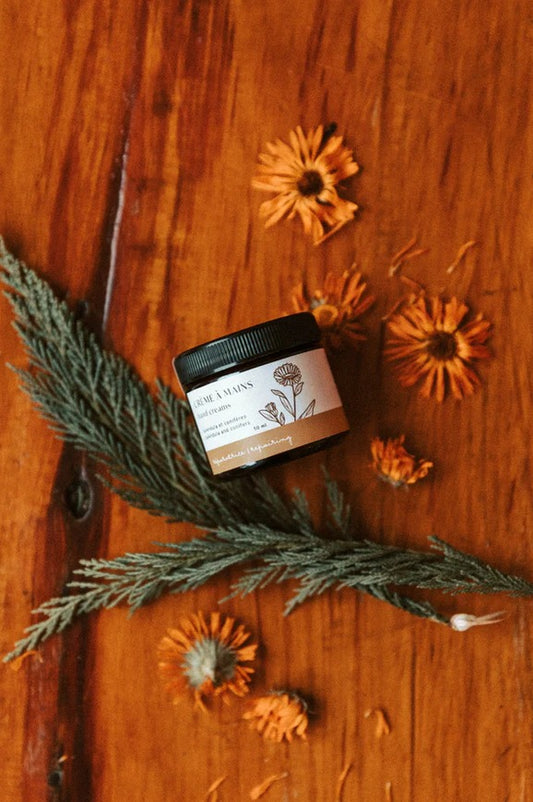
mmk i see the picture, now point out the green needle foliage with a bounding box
[2,237,533,662]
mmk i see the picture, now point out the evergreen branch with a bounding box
[2,238,533,662]
[0,238,296,533]
[6,528,533,661]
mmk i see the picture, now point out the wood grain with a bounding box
[1,0,533,799]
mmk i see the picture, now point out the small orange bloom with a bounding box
[371,436,433,488]
[252,124,359,244]
[157,612,257,712]
[243,691,309,742]
[385,295,492,401]
[291,268,374,348]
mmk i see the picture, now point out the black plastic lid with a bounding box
[174,312,321,387]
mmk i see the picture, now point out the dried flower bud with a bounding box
[244,690,309,742]
[450,611,506,631]
[370,435,433,488]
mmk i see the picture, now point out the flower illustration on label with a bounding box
[259,362,316,426]
[273,363,302,386]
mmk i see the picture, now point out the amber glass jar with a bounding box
[173,313,349,479]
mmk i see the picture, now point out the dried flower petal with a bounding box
[385,295,492,401]
[371,436,433,488]
[252,124,359,244]
[335,763,353,802]
[157,612,257,711]
[446,240,477,274]
[9,649,43,672]
[249,773,289,800]
[291,267,374,349]
[388,236,428,277]
[204,775,227,801]
[244,691,309,742]
[364,707,392,738]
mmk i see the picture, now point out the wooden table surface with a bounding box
[1,1,532,800]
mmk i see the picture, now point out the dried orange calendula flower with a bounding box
[252,124,359,244]
[244,691,309,742]
[291,267,374,348]
[385,295,492,401]
[157,612,257,712]
[371,436,433,488]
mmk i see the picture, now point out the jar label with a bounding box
[186,348,349,475]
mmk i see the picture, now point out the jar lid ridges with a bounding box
[174,313,320,387]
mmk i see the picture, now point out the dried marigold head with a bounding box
[370,435,433,488]
[252,124,359,245]
[243,691,309,743]
[157,612,257,712]
[385,295,492,402]
[291,268,374,348]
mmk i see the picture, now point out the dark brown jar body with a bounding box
[174,313,349,479]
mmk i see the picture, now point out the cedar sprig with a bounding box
[6,528,533,661]
[0,238,296,533]
[2,238,533,662]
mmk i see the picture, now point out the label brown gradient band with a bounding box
[207,407,349,474]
